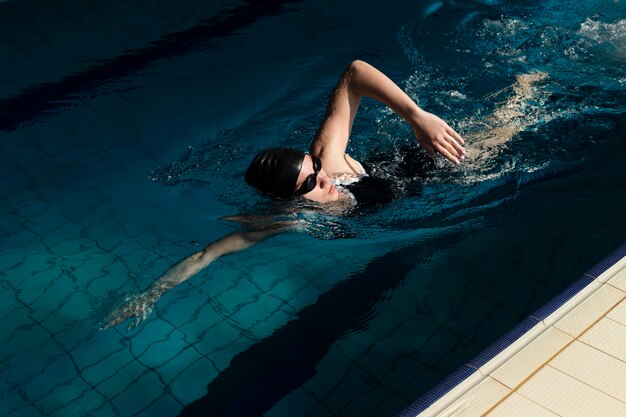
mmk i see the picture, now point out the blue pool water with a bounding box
[1,0,625,416]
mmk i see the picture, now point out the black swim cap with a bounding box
[245,147,305,197]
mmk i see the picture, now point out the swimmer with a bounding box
[244,60,465,206]
[102,61,546,329]
[102,60,464,329]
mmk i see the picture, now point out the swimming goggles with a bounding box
[295,155,321,195]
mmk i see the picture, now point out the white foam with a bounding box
[477,17,529,39]
[578,18,626,59]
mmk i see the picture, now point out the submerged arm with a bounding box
[311,60,465,174]
[465,72,549,161]
[102,226,286,330]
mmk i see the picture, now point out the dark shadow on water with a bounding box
[178,235,456,417]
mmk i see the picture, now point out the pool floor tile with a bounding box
[134,393,184,417]
[167,357,219,404]
[109,370,165,417]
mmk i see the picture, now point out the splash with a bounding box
[578,18,626,60]
[381,4,626,235]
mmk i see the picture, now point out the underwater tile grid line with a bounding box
[395,242,626,417]
[2,132,624,417]
[8,211,366,417]
[0,171,550,417]
[0,166,434,417]
[0,113,524,417]
[2,0,626,416]
[2,243,422,417]
[0,210,326,416]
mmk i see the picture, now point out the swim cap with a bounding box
[245,147,305,197]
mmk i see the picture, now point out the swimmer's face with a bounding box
[294,155,340,203]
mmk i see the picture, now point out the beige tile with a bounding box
[606,267,626,292]
[580,317,626,362]
[549,340,626,402]
[477,322,547,376]
[596,257,626,280]
[596,256,626,284]
[431,377,509,417]
[488,392,558,417]
[418,371,487,417]
[518,366,626,417]
[607,298,626,326]
[490,327,572,389]
[541,280,602,327]
[553,284,625,337]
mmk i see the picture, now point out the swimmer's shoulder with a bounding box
[343,153,366,175]
[311,136,366,177]
[319,152,367,179]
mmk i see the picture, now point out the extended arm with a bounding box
[101,226,285,330]
[311,60,465,175]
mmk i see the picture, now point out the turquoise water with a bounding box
[1,0,625,416]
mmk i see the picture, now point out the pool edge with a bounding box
[396,241,626,417]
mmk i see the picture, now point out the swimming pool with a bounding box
[1,0,625,416]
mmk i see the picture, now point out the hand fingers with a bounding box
[434,142,460,165]
[100,306,136,330]
[127,317,141,330]
[438,136,464,163]
[416,122,466,165]
[446,133,466,157]
[102,315,124,330]
[446,127,465,145]
[100,317,120,331]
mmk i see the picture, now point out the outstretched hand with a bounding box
[411,111,465,165]
[100,290,160,330]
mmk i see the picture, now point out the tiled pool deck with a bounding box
[398,243,626,417]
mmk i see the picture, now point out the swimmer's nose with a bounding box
[318,174,331,189]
